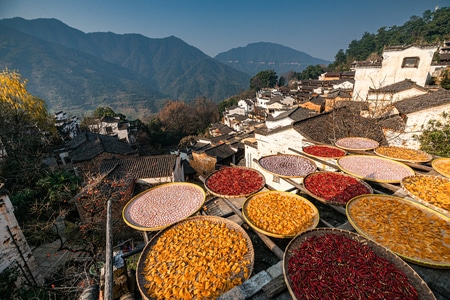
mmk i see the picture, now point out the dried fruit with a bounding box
[141,218,252,299]
[347,195,450,267]
[302,145,346,158]
[243,191,318,237]
[432,158,450,178]
[374,146,432,162]
[401,175,450,214]
[205,167,265,197]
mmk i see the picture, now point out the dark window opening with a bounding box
[402,57,420,68]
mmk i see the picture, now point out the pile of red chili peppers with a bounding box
[287,233,418,299]
[303,172,370,205]
[205,167,264,196]
[303,145,346,158]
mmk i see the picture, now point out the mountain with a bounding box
[214,42,331,77]
[0,17,250,119]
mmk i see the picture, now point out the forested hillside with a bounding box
[328,6,450,70]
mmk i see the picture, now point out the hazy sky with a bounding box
[0,0,447,61]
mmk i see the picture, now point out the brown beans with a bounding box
[258,154,316,177]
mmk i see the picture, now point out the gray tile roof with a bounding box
[99,155,177,179]
[68,132,135,162]
[394,88,450,115]
[293,104,387,145]
[203,143,236,162]
[369,79,427,93]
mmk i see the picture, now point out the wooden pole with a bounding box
[104,199,113,300]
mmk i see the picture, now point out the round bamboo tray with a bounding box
[374,145,433,163]
[346,194,450,268]
[122,182,205,231]
[283,228,436,300]
[204,166,265,198]
[335,136,379,151]
[432,157,450,178]
[136,216,254,300]
[242,190,319,238]
[257,154,317,178]
[302,171,373,206]
[401,174,450,217]
[302,144,347,159]
[336,154,415,183]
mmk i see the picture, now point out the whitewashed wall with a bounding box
[353,45,438,101]
[385,104,450,149]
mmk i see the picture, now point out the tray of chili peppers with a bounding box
[432,157,450,178]
[137,215,254,300]
[374,145,433,163]
[257,154,316,178]
[346,194,450,269]
[122,182,206,231]
[302,171,373,206]
[302,144,347,159]
[242,190,319,238]
[401,175,450,217]
[204,166,265,198]
[283,228,436,300]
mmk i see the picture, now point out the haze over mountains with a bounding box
[0,17,330,119]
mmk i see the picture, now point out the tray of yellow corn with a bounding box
[432,157,450,178]
[346,194,450,269]
[137,215,254,300]
[242,190,319,238]
[401,175,450,217]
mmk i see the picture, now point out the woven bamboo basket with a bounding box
[242,190,319,238]
[346,194,450,269]
[204,166,265,198]
[122,182,205,231]
[136,215,255,300]
[432,157,450,178]
[302,144,347,159]
[302,171,373,206]
[256,154,317,178]
[335,136,379,151]
[374,146,433,163]
[400,174,450,218]
[336,155,415,183]
[283,228,436,300]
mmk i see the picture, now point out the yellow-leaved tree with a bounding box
[0,68,57,190]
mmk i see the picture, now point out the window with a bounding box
[402,57,419,68]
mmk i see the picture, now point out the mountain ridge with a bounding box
[0,17,330,119]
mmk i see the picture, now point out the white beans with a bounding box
[335,137,379,150]
[337,155,414,182]
[124,183,205,229]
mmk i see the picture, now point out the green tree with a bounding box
[440,69,450,90]
[418,112,450,157]
[250,70,278,91]
[298,65,326,80]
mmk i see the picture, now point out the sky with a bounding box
[0,0,448,61]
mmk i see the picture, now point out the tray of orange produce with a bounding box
[242,190,319,238]
[374,146,433,163]
[137,216,254,300]
[401,175,450,217]
[346,194,450,268]
[432,157,450,178]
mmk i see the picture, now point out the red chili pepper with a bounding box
[287,233,418,300]
[303,145,346,158]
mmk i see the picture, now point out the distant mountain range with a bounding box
[215,42,330,76]
[0,17,330,119]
